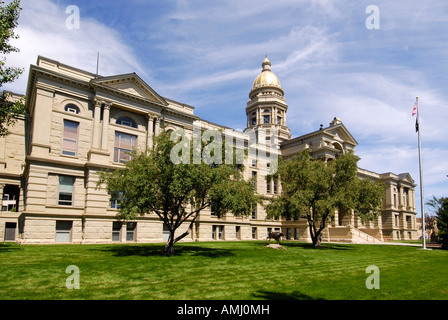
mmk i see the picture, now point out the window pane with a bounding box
[120,135,133,149]
[117,117,137,128]
[59,176,74,205]
[58,193,72,205]
[64,120,78,139]
[59,176,74,193]
[263,115,270,124]
[62,120,78,155]
[62,139,77,155]
[64,104,80,114]
[114,132,137,163]
[55,221,72,242]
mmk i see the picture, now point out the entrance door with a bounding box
[4,222,16,241]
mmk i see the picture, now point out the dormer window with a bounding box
[64,104,80,114]
[116,116,137,128]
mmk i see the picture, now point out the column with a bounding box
[0,183,4,210]
[101,102,111,150]
[146,114,154,150]
[92,99,102,149]
[274,106,278,126]
[154,117,160,135]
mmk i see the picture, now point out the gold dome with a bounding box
[251,57,283,94]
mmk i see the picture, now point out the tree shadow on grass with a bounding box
[93,244,234,258]
[280,241,355,251]
[253,290,326,300]
[0,242,23,253]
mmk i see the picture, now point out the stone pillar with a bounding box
[30,88,53,156]
[92,99,102,149]
[154,117,160,135]
[146,114,154,150]
[0,183,4,210]
[274,106,278,125]
[101,102,111,150]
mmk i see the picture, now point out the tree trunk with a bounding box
[163,230,176,254]
[308,217,324,247]
[162,215,198,254]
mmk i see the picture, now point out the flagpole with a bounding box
[416,97,427,249]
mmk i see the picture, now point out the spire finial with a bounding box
[262,54,271,71]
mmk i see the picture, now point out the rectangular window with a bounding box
[286,228,291,240]
[58,176,75,206]
[112,222,121,242]
[251,206,256,219]
[110,192,123,209]
[4,222,16,241]
[252,171,257,190]
[266,178,271,194]
[62,120,79,156]
[251,159,257,167]
[212,225,224,240]
[294,228,299,240]
[114,131,137,163]
[235,226,241,240]
[55,220,72,242]
[163,224,170,242]
[212,225,216,239]
[273,179,278,194]
[252,227,257,240]
[126,222,137,241]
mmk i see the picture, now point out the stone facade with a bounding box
[0,56,417,244]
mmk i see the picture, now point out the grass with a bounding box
[0,241,447,300]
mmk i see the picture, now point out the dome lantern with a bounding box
[250,56,284,99]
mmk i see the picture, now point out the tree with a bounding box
[0,0,25,137]
[98,130,259,254]
[265,150,384,247]
[426,196,448,249]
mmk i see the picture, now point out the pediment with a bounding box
[398,173,415,184]
[91,73,168,106]
[324,123,358,147]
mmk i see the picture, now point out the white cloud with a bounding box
[3,0,146,94]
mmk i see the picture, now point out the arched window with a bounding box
[116,116,137,128]
[64,104,80,114]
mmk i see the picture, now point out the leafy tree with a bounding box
[0,0,25,136]
[426,196,448,249]
[98,130,259,254]
[265,150,384,247]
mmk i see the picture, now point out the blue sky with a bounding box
[4,0,448,216]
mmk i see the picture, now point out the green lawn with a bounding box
[0,241,447,300]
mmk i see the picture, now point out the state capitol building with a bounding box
[0,56,418,244]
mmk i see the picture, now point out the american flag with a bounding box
[412,98,419,132]
[412,98,418,116]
